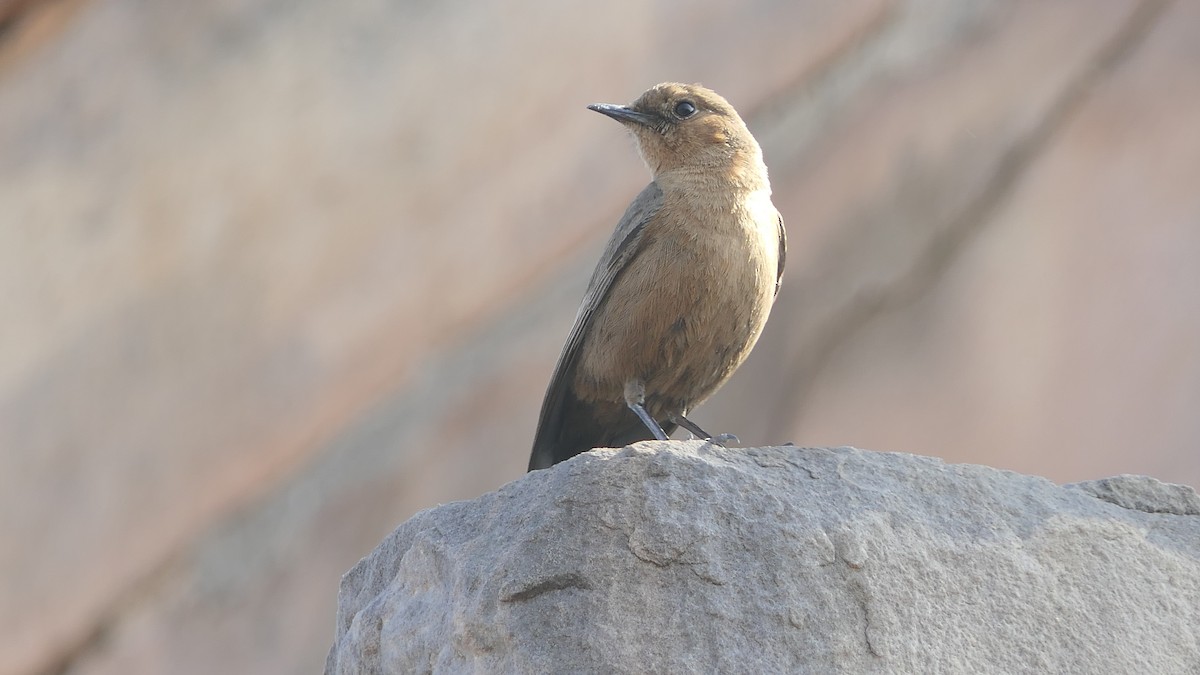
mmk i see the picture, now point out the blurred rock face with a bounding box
[1,0,1197,674]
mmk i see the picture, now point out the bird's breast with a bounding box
[574,190,780,411]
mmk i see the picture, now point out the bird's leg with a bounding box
[669,412,740,447]
[623,380,669,441]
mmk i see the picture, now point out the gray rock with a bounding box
[326,442,1200,674]
[1066,474,1200,516]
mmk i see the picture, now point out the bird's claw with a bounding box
[709,433,739,446]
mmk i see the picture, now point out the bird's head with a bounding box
[588,82,766,189]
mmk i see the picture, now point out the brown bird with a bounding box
[528,82,786,471]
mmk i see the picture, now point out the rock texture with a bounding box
[328,442,1200,674]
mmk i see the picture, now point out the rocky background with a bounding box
[2,0,1197,673]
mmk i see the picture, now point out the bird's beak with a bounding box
[587,103,660,128]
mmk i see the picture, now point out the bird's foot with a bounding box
[670,414,738,446]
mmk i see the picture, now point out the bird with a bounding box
[527,82,786,471]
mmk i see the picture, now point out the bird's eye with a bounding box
[673,100,697,119]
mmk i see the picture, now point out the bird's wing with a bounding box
[577,182,665,315]
[528,182,664,470]
[775,211,787,296]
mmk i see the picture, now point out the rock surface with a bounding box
[327,442,1200,674]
